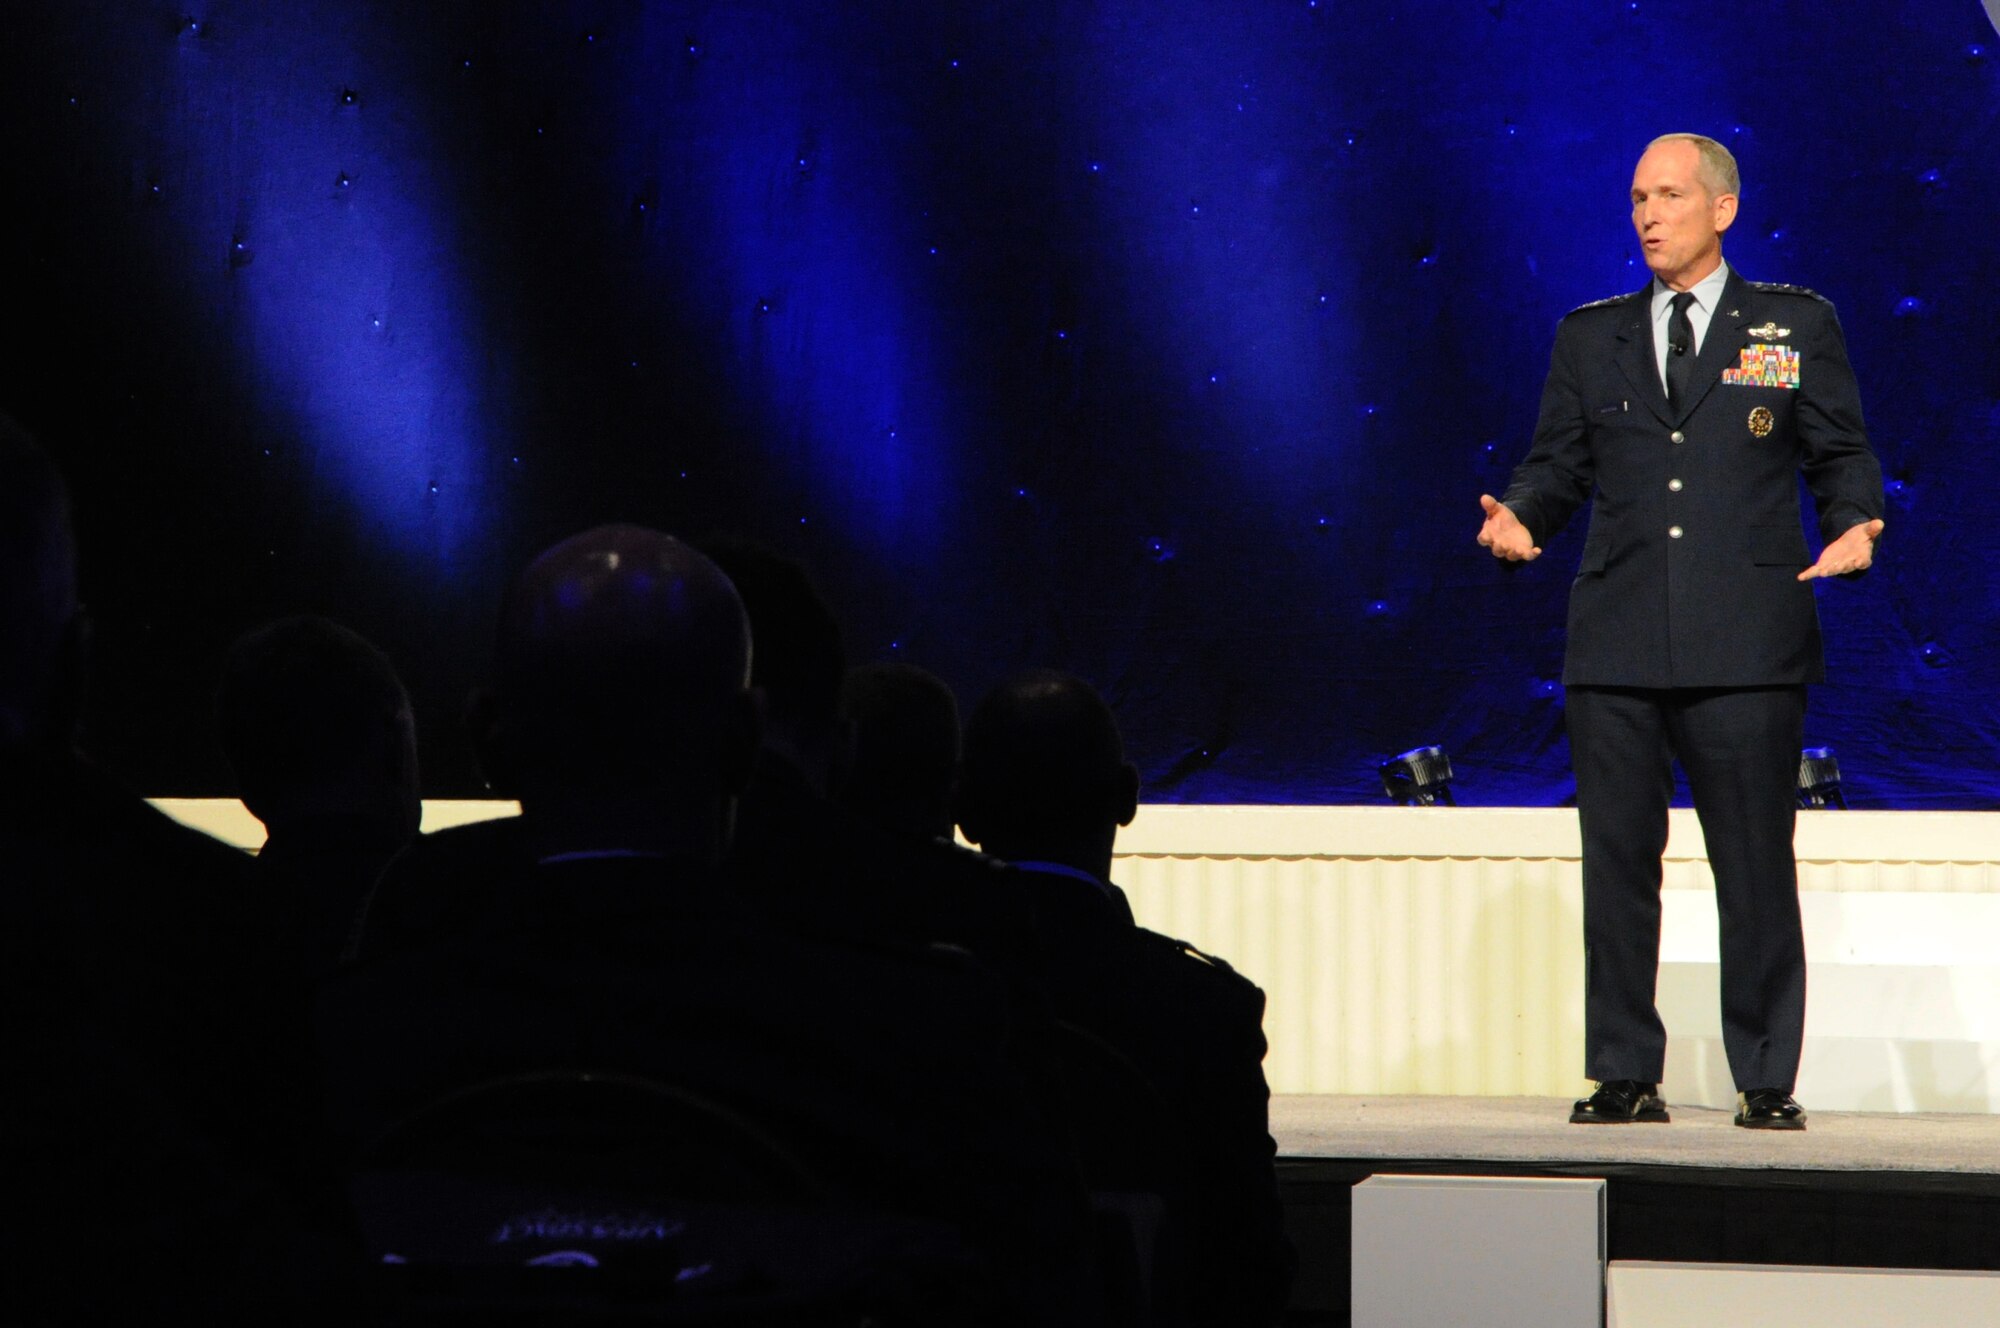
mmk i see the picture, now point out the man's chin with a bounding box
[1642,257,1690,286]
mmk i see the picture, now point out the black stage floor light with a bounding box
[1798,746,1845,809]
[1380,745,1455,806]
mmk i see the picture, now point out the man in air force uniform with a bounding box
[1477,133,1884,1130]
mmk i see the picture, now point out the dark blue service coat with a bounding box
[1502,269,1884,687]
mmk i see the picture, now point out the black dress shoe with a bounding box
[1734,1088,1807,1130]
[1569,1080,1670,1124]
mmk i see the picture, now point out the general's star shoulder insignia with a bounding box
[1746,322,1791,339]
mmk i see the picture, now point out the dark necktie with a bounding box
[1666,291,1697,414]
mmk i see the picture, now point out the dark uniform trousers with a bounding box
[1568,684,1805,1088]
[1503,268,1882,1097]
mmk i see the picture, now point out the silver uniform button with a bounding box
[1670,430,1685,444]
[1668,478,1683,492]
[1668,525,1684,539]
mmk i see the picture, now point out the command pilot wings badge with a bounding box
[1745,322,1791,339]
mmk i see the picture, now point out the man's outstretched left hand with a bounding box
[1798,519,1885,581]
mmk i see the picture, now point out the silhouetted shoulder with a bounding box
[948,839,1020,880]
[11,757,257,891]
[1162,934,1239,975]
[135,788,260,883]
[348,813,529,960]
[391,813,528,871]
[1130,927,1264,1008]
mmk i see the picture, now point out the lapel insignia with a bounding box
[1748,406,1775,437]
[1746,322,1790,338]
[1723,343,1801,388]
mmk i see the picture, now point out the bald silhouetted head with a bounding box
[478,526,757,817]
[0,414,80,759]
[838,662,961,840]
[956,670,1140,879]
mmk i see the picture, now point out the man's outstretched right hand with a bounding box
[1477,494,1541,562]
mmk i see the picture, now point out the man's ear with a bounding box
[1113,760,1140,828]
[1713,191,1738,236]
[463,689,518,797]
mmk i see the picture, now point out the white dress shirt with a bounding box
[1650,260,1731,391]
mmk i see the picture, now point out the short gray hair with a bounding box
[1647,132,1740,199]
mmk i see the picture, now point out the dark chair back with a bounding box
[347,1069,974,1325]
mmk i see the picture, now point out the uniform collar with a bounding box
[1651,258,1731,321]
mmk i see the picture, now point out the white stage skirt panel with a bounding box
[155,801,2000,1114]
[1115,807,2000,1114]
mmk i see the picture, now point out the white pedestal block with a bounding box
[1608,1261,2000,1326]
[1351,1174,1606,1328]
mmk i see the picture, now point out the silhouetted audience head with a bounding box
[957,670,1139,877]
[698,538,848,793]
[216,616,421,842]
[837,662,961,841]
[475,524,757,820]
[0,413,80,761]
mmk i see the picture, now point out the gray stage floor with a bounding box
[1272,1095,2000,1176]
